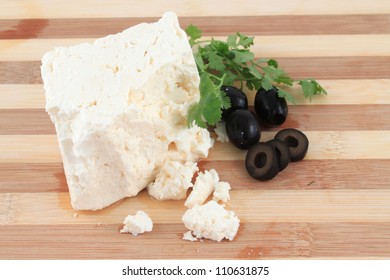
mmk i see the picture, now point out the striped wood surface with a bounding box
[0,0,390,259]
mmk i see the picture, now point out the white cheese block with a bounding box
[184,169,219,208]
[182,200,240,242]
[147,161,198,200]
[41,12,212,210]
[120,211,153,236]
[212,181,231,203]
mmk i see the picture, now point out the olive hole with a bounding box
[254,152,267,168]
[285,136,299,148]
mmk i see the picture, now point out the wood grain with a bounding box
[2,35,390,61]
[1,131,390,163]
[1,223,390,259]
[2,0,390,19]
[2,15,390,39]
[2,80,390,110]
[1,0,390,260]
[1,159,390,193]
[2,105,390,135]
[1,190,390,225]
[2,57,390,85]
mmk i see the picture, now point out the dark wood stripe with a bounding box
[199,159,390,190]
[0,109,55,135]
[0,222,389,259]
[2,57,390,85]
[250,104,390,131]
[0,163,66,192]
[1,15,390,39]
[1,159,389,193]
[1,105,389,135]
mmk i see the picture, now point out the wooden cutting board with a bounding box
[1,0,390,259]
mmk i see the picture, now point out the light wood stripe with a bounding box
[2,57,390,85]
[2,160,390,193]
[0,84,44,109]
[1,0,390,19]
[2,15,390,39]
[2,80,390,110]
[2,105,390,135]
[0,222,389,259]
[247,79,390,106]
[210,131,390,161]
[1,131,389,163]
[2,35,390,61]
[1,190,390,225]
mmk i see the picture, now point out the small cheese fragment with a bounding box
[184,169,219,208]
[120,211,153,236]
[182,201,240,242]
[41,12,212,210]
[214,121,229,143]
[182,231,198,242]
[148,161,198,200]
[212,181,231,203]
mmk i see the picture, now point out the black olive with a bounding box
[221,86,248,120]
[267,139,291,171]
[274,128,309,162]
[245,142,280,181]
[254,86,288,127]
[226,109,260,150]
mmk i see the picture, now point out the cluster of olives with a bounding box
[221,86,309,181]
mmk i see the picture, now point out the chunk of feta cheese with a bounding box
[41,12,212,210]
[214,121,229,143]
[184,169,219,208]
[148,161,198,200]
[182,231,198,242]
[120,211,153,236]
[212,181,231,203]
[182,201,240,241]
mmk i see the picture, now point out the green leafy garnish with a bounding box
[186,24,327,128]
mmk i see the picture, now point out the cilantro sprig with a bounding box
[185,24,327,128]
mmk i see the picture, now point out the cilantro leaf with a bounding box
[185,25,327,128]
[187,73,224,128]
[185,24,202,47]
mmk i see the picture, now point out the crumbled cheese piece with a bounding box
[182,201,240,242]
[148,161,198,200]
[184,169,219,208]
[73,213,78,218]
[41,12,213,210]
[212,181,231,203]
[182,231,198,242]
[120,211,153,236]
[173,125,215,162]
[214,121,229,143]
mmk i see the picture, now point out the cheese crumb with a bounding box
[184,169,219,208]
[148,161,198,200]
[214,121,229,143]
[120,211,153,236]
[182,200,240,242]
[73,213,78,218]
[182,231,198,242]
[212,181,231,203]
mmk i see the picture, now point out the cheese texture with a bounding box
[214,121,229,143]
[41,12,212,210]
[182,231,198,242]
[120,211,153,236]
[212,181,231,203]
[148,161,198,200]
[182,201,240,241]
[184,169,219,208]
